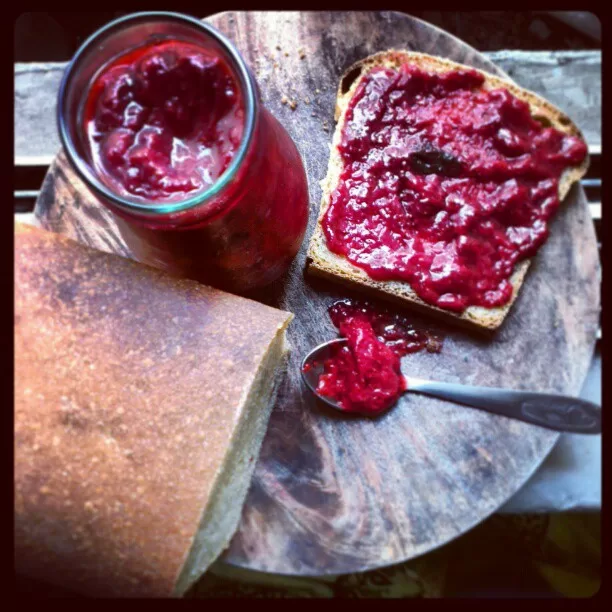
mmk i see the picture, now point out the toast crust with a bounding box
[307,50,589,332]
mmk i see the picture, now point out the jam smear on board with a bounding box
[311,299,442,415]
[321,65,587,312]
[84,40,244,202]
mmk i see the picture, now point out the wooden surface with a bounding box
[34,11,600,576]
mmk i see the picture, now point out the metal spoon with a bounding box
[301,339,602,434]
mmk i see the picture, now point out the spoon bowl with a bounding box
[300,338,348,411]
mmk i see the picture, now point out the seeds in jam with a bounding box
[84,41,245,202]
[312,299,443,415]
[322,66,588,312]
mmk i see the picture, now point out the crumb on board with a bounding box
[284,51,289,57]
[275,44,281,50]
[281,95,298,110]
[315,88,321,94]
[322,119,329,132]
[304,96,311,105]
[311,111,316,117]
[298,48,306,59]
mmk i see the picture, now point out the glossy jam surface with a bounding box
[322,66,588,312]
[84,41,244,202]
[313,299,443,415]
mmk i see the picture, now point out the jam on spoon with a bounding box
[311,299,442,415]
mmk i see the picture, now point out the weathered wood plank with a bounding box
[14,63,64,163]
[485,51,601,147]
[31,11,600,576]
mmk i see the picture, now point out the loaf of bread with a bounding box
[14,222,292,597]
[307,51,589,332]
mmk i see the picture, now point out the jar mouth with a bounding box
[57,11,258,216]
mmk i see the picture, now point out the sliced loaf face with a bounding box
[14,223,292,597]
[307,50,589,332]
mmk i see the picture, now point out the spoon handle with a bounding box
[405,377,601,434]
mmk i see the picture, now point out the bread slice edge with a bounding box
[172,319,291,596]
[306,50,589,332]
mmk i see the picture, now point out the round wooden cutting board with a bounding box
[34,11,600,576]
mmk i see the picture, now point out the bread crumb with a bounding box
[426,336,443,353]
[281,95,289,105]
[304,97,311,105]
[298,48,306,59]
[289,99,298,110]
[284,51,289,57]
[315,88,321,94]
[275,44,281,50]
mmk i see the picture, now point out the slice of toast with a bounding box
[307,50,589,332]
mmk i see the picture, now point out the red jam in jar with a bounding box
[84,41,245,202]
[62,19,310,293]
[312,299,443,415]
[322,65,588,312]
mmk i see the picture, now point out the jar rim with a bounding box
[57,11,258,217]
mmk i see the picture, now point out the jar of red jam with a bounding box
[58,12,309,292]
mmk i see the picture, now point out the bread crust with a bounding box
[14,222,292,596]
[307,50,589,332]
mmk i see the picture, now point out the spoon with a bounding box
[301,339,602,434]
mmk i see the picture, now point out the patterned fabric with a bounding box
[188,513,600,598]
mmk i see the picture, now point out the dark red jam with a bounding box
[312,299,442,415]
[84,41,244,202]
[322,66,588,312]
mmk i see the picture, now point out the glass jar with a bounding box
[57,12,309,292]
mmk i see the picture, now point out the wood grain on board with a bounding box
[34,11,600,576]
